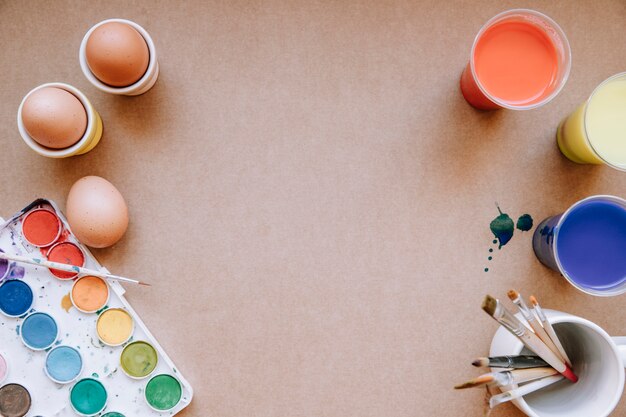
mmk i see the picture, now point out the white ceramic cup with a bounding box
[79,18,159,96]
[490,309,626,417]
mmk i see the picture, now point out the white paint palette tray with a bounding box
[0,199,193,416]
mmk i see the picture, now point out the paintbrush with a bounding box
[489,375,564,408]
[0,252,150,286]
[508,289,567,364]
[472,355,549,369]
[530,295,572,367]
[481,295,577,383]
[454,367,557,389]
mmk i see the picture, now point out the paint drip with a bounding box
[490,206,514,248]
[46,345,83,383]
[0,383,31,417]
[21,312,58,350]
[70,378,107,416]
[61,293,73,313]
[484,205,533,272]
[0,280,34,317]
[5,265,25,281]
[0,249,8,279]
[516,214,534,231]
[145,374,182,411]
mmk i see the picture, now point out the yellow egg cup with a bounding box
[17,82,103,158]
[75,106,103,155]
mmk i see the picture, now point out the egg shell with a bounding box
[85,22,150,87]
[21,87,87,149]
[66,176,129,248]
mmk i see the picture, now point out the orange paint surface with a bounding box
[474,20,558,105]
[22,209,61,247]
[71,276,109,313]
[47,242,85,279]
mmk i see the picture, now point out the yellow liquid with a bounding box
[558,77,626,168]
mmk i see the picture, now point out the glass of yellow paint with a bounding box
[96,308,134,346]
[557,72,626,170]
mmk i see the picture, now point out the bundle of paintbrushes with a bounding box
[454,291,577,409]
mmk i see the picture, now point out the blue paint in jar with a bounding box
[21,312,58,350]
[46,345,83,383]
[0,280,33,317]
[557,199,626,291]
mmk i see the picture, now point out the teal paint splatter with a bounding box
[485,205,534,272]
[516,214,533,231]
[490,205,514,248]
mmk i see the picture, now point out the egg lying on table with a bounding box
[21,87,87,149]
[66,176,129,248]
[85,21,150,87]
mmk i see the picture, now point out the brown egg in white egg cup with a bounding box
[17,83,103,158]
[79,19,159,96]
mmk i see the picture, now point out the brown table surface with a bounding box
[2,1,626,416]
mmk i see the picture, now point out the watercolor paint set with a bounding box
[0,199,192,416]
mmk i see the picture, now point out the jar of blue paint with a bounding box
[533,195,626,296]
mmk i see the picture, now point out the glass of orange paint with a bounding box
[460,9,571,110]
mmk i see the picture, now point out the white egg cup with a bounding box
[79,18,159,96]
[17,82,103,158]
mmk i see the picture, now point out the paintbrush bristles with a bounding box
[454,374,495,389]
[507,289,519,301]
[472,358,489,367]
[482,295,497,316]
[529,295,538,306]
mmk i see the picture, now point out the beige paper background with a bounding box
[1,1,626,415]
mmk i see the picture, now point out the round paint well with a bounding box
[71,276,109,313]
[0,353,8,384]
[102,413,125,417]
[21,208,62,247]
[70,378,107,416]
[0,280,34,317]
[47,241,85,279]
[21,312,58,350]
[0,249,9,280]
[45,345,83,384]
[0,383,31,417]
[144,374,182,411]
[120,340,158,379]
[96,308,134,346]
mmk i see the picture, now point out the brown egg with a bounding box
[21,87,87,149]
[66,176,129,248]
[85,22,150,87]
